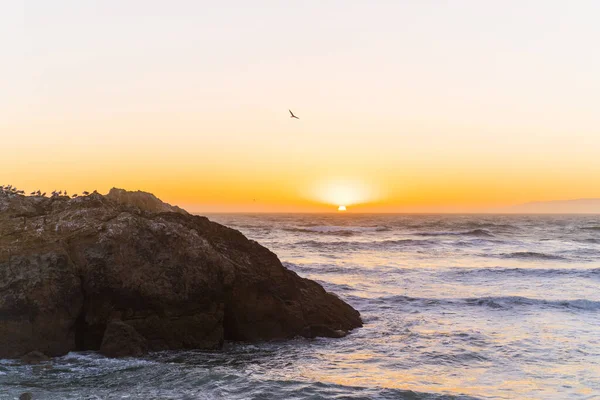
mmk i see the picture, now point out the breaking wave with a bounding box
[360,295,600,311]
[444,266,600,279]
[415,229,495,238]
[283,225,389,236]
[294,239,436,251]
[499,251,566,260]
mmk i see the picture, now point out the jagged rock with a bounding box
[0,188,362,358]
[301,324,348,339]
[105,188,188,215]
[20,351,50,364]
[99,321,148,357]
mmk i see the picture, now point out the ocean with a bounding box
[1,214,599,399]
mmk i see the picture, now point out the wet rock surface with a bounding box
[20,351,50,364]
[99,321,148,358]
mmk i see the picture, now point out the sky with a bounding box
[2,1,600,212]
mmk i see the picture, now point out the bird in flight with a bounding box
[289,109,299,119]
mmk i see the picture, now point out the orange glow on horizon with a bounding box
[3,2,600,213]
[3,164,600,213]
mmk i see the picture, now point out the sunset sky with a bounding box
[3,1,600,212]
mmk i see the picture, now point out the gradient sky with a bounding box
[2,1,600,212]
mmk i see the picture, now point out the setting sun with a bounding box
[308,179,378,209]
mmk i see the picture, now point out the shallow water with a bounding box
[2,214,599,399]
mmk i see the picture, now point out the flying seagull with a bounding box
[289,109,299,119]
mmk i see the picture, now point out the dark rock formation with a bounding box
[301,324,347,339]
[20,350,50,364]
[19,393,33,400]
[0,188,361,358]
[99,321,148,357]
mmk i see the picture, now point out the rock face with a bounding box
[99,321,148,357]
[20,350,51,364]
[105,188,188,215]
[0,188,362,358]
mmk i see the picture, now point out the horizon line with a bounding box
[196,211,600,215]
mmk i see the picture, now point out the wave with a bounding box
[499,252,566,261]
[287,260,600,283]
[284,262,365,275]
[453,238,511,247]
[462,296,600,311]
[446,267,600,279]
[0,368,481,400]
[283,262,417,278]
[578,238,600,244]
[415,229,495,238]
[293,238,436,251]
[288,261,600,280]
[397,221,518,232]
[582,226,600,231]
[283,225,389,236]
[460,222,518,230]
[314,280,357,293]
[358,295,600,311]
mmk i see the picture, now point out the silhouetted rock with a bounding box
[99,321,148,357]
[0,188,362,358]
[20,351,50,364]
[19,393,33,400]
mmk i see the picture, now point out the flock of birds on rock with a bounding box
[1,185,93,199]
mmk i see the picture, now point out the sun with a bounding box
[310,179,377,209]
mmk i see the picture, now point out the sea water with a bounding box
[1,214,599,399]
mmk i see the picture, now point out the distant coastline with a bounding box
[508,198,600,214]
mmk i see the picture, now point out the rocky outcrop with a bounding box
[0,188,361,358]
[99,321,148,357]
[105,188,188,215]
[20,350,50,364]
